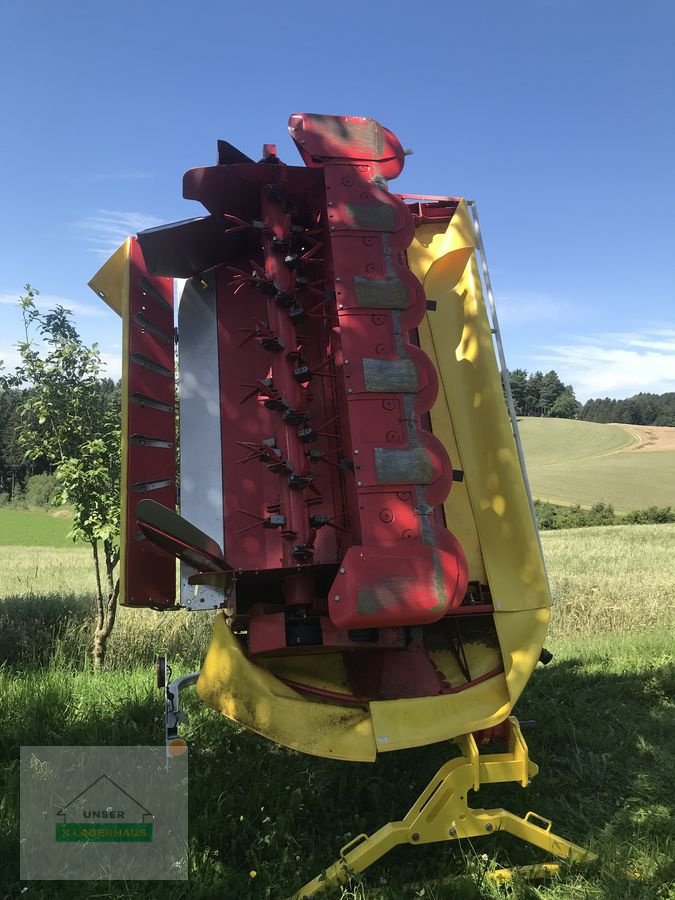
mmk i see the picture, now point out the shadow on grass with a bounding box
[1,644,673,899]
[0,593,92,669]
[0,594,213,672]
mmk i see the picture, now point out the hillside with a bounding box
[519,417,675,511]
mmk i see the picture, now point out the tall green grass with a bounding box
[4,525,674,671]
[1,526,674,898]
[1,633,673,899]
[544,524,675,637]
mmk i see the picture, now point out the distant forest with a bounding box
[508,369,675,426]
[580,393,675,426]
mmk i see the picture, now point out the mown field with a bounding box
[519,418,675,511]
[0,506,73,548]
[1,518,674,898]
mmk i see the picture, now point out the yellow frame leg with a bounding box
[292,718,596,898]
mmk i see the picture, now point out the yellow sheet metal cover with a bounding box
[197,613,377,762]
[408,200,551,712]
[88,239,131,318]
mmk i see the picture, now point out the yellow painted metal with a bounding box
[197,613,377,762]
[488,863,564,883]
[88,240,131,606]
[292,718,597,898]
[88,239,130,318]
[409,200,551,713]
[196,199,552,757]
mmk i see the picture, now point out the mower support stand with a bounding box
[292,717,596,898]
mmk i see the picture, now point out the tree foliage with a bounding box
[0,286,121,670]
[580,392,675,426]
[534,499,675,530]
[507,368,581,419]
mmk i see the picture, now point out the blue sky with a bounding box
[1,0,674,401]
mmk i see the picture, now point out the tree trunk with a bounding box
[91,539,120,672]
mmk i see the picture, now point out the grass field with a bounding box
[1,524,674,898]
[0,506,74,547]
[519,418,675,511]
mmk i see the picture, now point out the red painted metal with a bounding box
[123,238,176,607]
[118,114,499,700]
[345,644,449,700]
[286,114,468,632]
[328,544,466,630]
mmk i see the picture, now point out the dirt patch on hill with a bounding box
[616,424,675,452]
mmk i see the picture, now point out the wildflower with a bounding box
[250,870,257,879]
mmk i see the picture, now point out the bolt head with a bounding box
[339,567,346,574]
[334,595,341,602]
[449,827,457,837]
[411,832,419,842]
[485,823,493,832]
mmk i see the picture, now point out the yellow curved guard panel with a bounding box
[409,199,551,709]
[197,613,377,762]
[196,199,550,757]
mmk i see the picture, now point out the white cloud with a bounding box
[535,328,675,400]
[0,347,21,372]
[76,209,165,257]
[0,291,109,318]
[100,352,122,380]
[496,292,568,324]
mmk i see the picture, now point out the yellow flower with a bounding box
[249,870,257,879]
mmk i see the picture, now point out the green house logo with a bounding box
[55,774,154,843]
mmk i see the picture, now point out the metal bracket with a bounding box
[291,717,596,898]
[157,655,200,744]
[181,582,227,611]
[179,566,234,611]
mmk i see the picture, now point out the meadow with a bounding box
[518,418,675,511]
[1,520,674,899]
[0,506,73,548]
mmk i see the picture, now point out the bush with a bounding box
[623,505,675,525]
[535,499,675,530]
[23,473,59,508]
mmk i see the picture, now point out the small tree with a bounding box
[550,388,581,420]
[1,286,121,670]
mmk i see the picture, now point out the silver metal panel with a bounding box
[374,447,434,485]
[363,358,419,393]
[178,274,224,605]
